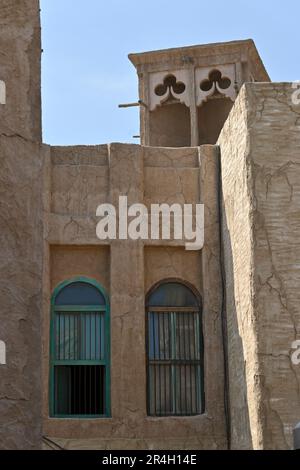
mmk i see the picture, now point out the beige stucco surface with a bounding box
[219,83,300,449]
[41,144,227,450]
[0,0,41,142]
[0,0,42,449]
[0,136,45,449]
[2,0,300,451]
[130,39,270,147]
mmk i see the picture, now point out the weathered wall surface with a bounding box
[218,87,256,449]
[130,39,270,147]
[219,83,300,449]
[42,144,227,450]
[149,104,191,147]
[0,137,45,449]
[50,246,110,294]
[0,0,43,450]
[0,0,41,141]
[0,0,297,450]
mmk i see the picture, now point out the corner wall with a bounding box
[0,0,43,450]
[0,138,46,449]
[219,83,300,449]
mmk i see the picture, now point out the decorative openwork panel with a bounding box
[149,70,190,111]
[196,64,237,106]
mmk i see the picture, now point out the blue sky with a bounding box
[40,0,300,146]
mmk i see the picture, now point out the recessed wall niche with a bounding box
[197,67,235,145]
[149,102,191,147]
[198,97,233,145]
[149,72,191,147]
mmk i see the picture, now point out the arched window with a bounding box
[50,278,110,418]
[146,280,204,417]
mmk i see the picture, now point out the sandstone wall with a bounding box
[0,137,45,449]
[0,0,43,449]
[0,0,41,141]
[42,144,227,450]
[219,83,300,449]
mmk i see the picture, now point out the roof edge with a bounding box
[128,39,270,81]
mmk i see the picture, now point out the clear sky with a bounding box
[40,0,300,146]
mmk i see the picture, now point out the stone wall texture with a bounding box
[0,0,41,141]
[219,83,300,449]
[0,0,43,449]
[42,144,227,450]
[1,0,300,451]
[0,137,44,449]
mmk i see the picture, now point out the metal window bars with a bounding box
[146,308,204,417]
[50,279,110,418]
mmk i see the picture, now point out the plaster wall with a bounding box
[149,103,191,147]
[0,0,41,141]
[42,144,227,450]
[219,83,300,449]
[0,136,45,449]
[0,0,43,449]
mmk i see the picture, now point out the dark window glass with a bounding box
[54,365,105,416]
[146,281,204,417]
[147,282,199,307]
[51,280,109,418]
[55,312,105,361]
[55,282,105,306]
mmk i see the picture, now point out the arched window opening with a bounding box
[146,280,204,417]
[198,96,233,145]
[50,278,110,418]
[149,103,191,147]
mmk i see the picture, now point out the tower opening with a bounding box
[198,96,233,145]
[149,102,191,147]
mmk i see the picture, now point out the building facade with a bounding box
[0,0,300,450]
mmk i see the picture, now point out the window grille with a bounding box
[146,281,204,416]
[50,278,110,418]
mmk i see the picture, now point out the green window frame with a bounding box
[146,279,204,417]
[49,277,111,418]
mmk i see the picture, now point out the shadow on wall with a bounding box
[199,98,233,145]
[149,103,191,147]
[220,192,252,450]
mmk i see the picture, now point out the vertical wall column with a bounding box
[218,85,263,449]
[0,0,43,449]
[199,145,227,447]
[0,138,45,449]
[109,144,146,427]
[138,71,150,146]
[189,67,199,147]
[219,83,300,449]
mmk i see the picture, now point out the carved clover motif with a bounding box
[155,74,186,99]
[200,69,231,95]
